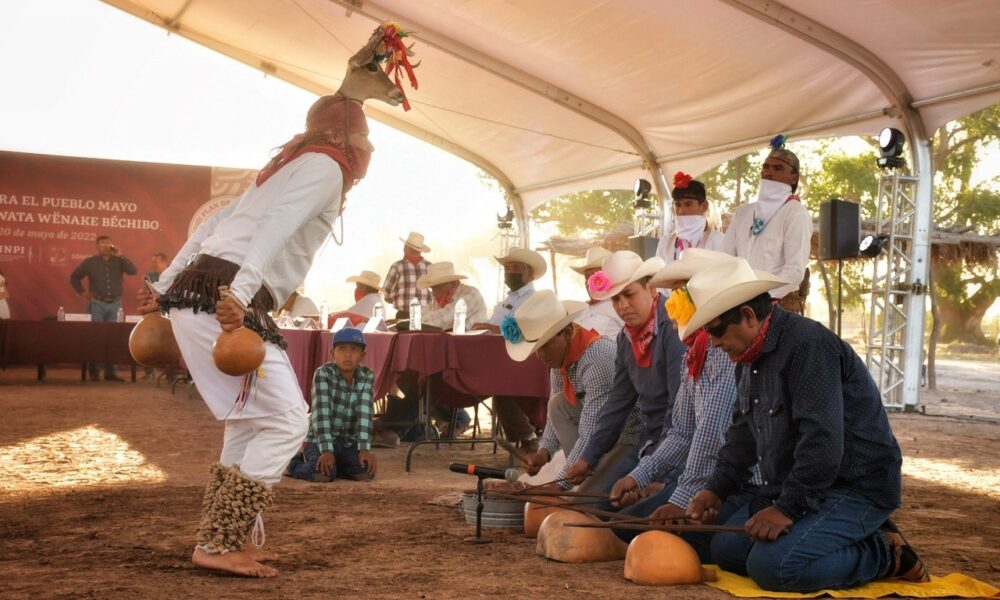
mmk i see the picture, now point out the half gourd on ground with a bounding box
[535,509,626,563]
[624,531,716,585]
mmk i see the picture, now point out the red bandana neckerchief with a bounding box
[433,285,457,308]
[733,309,775,365]
[683,329,711,381]
[560,324,602,406]
[624,295,660,368]
[405,254,423,266]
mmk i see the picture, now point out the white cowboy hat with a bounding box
[679,259,788,339]
[570,246,613,275]
[504,290,586,362]
[400,231,431,253]
[494,247,547,282]
[589,251,665,301]
[649,248,744,289]
[345,270,382,290]
[416,262,468,290]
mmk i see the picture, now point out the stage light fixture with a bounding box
[859,234,888,258]
[496,207,515,230]
[876,127,906,169]
[633,178,652,210]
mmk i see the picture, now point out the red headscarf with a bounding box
[683,330,711,380]
[255,94,371,203]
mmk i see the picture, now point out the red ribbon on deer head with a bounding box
[376,22,419,111]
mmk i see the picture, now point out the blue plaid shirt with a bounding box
[307,363,375,452]
[706,308,902,521]
[538,336,643,488]
[628,344,762,509]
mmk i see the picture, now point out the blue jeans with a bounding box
[711,488,894,592]
[89,299,121,376]
[286,441,367,481]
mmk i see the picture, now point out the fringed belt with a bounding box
[158,254,287,349]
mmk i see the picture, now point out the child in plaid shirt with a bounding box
[287,328,378,482]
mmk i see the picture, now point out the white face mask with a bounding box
[674,215,707,244]
[754,179,794,221]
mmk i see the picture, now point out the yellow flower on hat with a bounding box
[665,287,696,326]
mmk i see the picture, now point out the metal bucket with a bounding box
[458,491,525,529]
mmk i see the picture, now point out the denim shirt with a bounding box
[579,298,686,466]
[706,308,902,521]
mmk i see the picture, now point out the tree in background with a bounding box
[530,189,634,237]
[927,104,1000,344]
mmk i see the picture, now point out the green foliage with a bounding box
[804,149,879,218]
[531,189,634,236]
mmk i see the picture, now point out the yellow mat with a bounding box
[703,565,1000,598]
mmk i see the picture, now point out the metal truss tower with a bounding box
[865,169,924,410]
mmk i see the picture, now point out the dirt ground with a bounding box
[1,365,999,599]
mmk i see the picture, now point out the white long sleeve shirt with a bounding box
[344,292,381,317]
[723,201,812,299]
[576,300,624,338]
[485,282,536,326]
[154,153,343,309]
[422,284,488,330]
[655,229,726,265]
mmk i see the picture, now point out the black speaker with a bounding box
[628,235,659,260]
[818,199,860,260]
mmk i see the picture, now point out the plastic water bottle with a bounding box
[319,303,329,329]
[116,307,125,322]
[409,297,422,331]
[453,297,467,334]
[57,306,65,321]
[372,299,385,321]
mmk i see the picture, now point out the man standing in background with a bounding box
[70,235,137,381]
[383,231,432,319]
[147,252,169,283]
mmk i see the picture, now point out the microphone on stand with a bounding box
[448,463,520,483]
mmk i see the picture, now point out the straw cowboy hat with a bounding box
[495,247,547,282]
[588,250,665,302]
[400,231,431,253]
[571,246,613,275]
[345,270,382,290]
[416,262,468,290]
[679,259,788,338]
[504,290,586,362]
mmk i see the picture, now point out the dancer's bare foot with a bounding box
[191,548,278,577]
[244,545,278,562]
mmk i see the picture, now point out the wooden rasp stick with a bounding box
[509,477,572,494]
[565,522,746,534]
[510,490,609,499]
[526,498,610,510]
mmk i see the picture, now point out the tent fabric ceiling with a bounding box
[102,0,1000,212]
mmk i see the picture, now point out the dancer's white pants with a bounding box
[169,308,308,485]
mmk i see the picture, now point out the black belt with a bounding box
[94,296,119,303]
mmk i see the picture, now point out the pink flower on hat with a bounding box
[587,271,611,293]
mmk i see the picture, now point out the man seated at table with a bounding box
[680,259,924,592]
[287,328,378,482]
[472,247,548,455]
[376,262,487,440]
[571,246,624,338]
[416,262,487,330]
[507,290,642,495]
[562,251,686,491]
[340,270,383,319]
[277,288,320,318]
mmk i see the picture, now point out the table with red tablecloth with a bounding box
[0,319,139,380]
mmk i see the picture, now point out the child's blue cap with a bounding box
[332,327,366,348]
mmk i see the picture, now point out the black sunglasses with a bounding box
[703,320,731,338]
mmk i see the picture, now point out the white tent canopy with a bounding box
[101,0,1000,217]
[102,0,1000,409]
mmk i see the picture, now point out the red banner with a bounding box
[0,150,254,321]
